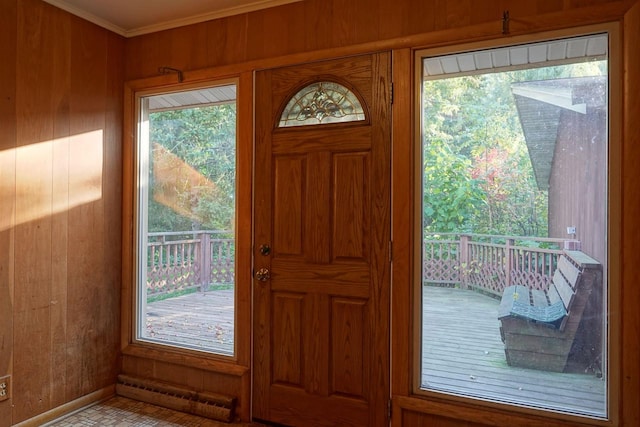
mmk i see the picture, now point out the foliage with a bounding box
[420,59,605,238]
[148,103,236,232]
[423,139,484,232]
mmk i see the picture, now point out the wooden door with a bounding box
[253,53,391,427]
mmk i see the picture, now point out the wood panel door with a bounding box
[253,53,391,427]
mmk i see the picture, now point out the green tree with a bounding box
[423,139,484,233]
[148,103,236,232]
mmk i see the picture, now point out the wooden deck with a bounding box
[145,289,235,355]
[422,286,605,417]
[144,286,605,417]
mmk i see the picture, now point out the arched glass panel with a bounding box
[278,81,365,127]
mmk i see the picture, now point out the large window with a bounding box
[135,83,237,356]
[418,34,609,418]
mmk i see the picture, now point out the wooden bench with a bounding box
[498,250,602,372]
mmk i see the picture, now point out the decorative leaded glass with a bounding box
[278,81,365,127]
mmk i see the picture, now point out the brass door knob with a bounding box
[255,268,270,281]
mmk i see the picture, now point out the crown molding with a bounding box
[43,0,302,38]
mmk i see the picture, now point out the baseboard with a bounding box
[14,385,115,427]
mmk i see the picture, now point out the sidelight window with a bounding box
[417,33,610,419]
[135,83,237,356]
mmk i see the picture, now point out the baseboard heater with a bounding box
[116,374,236,422]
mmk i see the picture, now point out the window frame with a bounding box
[132,81,239,357]
[410,24,621,426]
[121,73,253,373]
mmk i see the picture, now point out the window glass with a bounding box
[419,34,608,418]
[136,84,237,356]
[278,81,365,127]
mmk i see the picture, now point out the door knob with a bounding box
[255,268,270,281]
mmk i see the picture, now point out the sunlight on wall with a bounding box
[0,130,104,232]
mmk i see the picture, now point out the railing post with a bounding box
[459,234,470,289]
[505,238,514,288]
[200,232,212,292]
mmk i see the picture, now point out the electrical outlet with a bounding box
[0,375,10,402]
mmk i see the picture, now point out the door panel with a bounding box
[254,53,391,427]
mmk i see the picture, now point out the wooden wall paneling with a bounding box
[301,0,333,52]
[104,30,125,370]
[124,0,631,82]
[166,25,210,73]
[50,5,71,411]
[13,0,56,421]
[66,16,111,400]
[0,0,16,426]
[622,2,640,425]
[206,15,249,67]
[246,3,306,61]
[330,0,380,47]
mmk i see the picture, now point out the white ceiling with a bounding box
[43,0,302,37]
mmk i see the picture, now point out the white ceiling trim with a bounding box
[43,0,302,38]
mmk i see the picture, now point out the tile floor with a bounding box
[45,396,259,427]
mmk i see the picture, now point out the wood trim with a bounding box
[120,74,252,387]
[122,345,249,376]
[121,82,135,352]
[394,395,602,427]
[12,386,115,427]
[391,48,413,402]
[235,70,253,371]
[621,2,640,426]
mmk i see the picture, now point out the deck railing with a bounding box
[146,230,234,296]
[146,231,578,298]
[423,233,580,297]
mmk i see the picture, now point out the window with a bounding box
[417,34,609,418]
[135,83,237,356]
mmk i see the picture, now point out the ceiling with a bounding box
[43,0,302,37]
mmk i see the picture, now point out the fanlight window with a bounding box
[278,81,365,127]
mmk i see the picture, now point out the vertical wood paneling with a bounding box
[14,0,55,420]
[4,1,124,423]
[206,14,249,66]
[103,30,125,386]
[50,5,71,410]
[67,16,109,400]
[0,1,16,425]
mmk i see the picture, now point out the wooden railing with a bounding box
[423,233,581,297]
[146,231,234,296]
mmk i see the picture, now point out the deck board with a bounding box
[143,286,606,417]
[145,290,235,355]
[422,286,605,417]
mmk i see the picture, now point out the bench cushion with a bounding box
[498,285,567,329]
